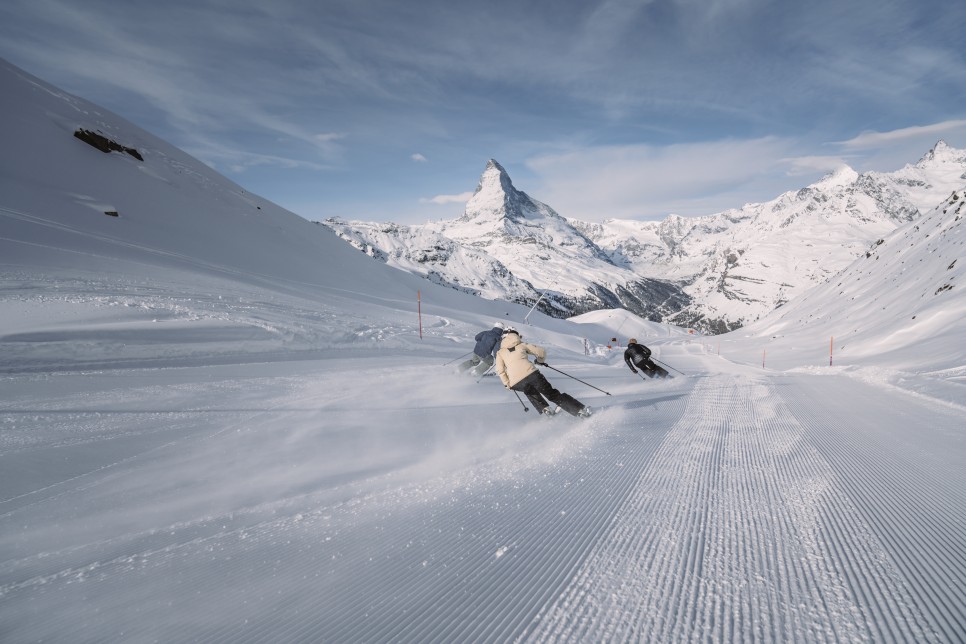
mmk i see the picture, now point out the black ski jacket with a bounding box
[624,343,652,371]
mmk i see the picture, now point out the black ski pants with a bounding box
[512,370,584,416]
[632,357,667,378]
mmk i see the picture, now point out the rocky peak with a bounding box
[915,139,965,169]
[474,159,514,196]
[461,159,564,226]
[464,159,525,223]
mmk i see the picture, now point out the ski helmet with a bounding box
[493,321,505,330]
[503,327,519,337]
[628,338,637,345]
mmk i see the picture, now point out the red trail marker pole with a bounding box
[418,290,423,340]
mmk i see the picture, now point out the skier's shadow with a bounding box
[621,394,685,410]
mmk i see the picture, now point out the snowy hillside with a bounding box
[318,217,542,305]
[722,187,966,376]
[2,58,966,643]
[327,145,966,334]
[0,58,557,370]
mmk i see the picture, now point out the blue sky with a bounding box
[2,0,965,224]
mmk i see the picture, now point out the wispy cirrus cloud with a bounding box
[525,137,802,220]
[835,120,966,149]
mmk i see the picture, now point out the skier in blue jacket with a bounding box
[458,322,505,376]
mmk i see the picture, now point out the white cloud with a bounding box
[835,120,966,149]
[421,191,474,205]
[524,137,801,221]
[411,153,428,162]
[185,136,331,174]
[781,155,850,177]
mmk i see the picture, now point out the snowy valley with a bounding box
[2,57,965,643]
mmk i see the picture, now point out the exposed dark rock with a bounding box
[73,129,144,161]
[525,277,691,324]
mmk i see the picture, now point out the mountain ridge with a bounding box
[323,143,966,333]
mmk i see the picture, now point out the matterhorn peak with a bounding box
[472,159,515,200]
[461,158,562,225]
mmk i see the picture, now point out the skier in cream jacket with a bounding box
[494,328,592,418]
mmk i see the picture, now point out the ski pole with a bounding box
[652,358,685,375]
[442,351,473,366]
[541,364,611,396]
[512,389,529,412]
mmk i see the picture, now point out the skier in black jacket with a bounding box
[624,338,669,378]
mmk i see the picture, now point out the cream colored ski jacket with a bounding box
[494,334,546,388]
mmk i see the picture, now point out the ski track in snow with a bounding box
[1,359,964,643]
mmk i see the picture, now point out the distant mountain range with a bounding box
[321,143,966,333]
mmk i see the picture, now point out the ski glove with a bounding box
[630,368,638,373]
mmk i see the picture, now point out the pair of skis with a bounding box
[511,392,595,418]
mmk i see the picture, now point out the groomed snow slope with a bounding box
[2,330,964,643]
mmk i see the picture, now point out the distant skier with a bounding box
[495,328,592,417]
[458,322,505,376]
[624,338,669,379]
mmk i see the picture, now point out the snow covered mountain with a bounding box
[324,160,690,322]
[325,145,966,334]
[578,142,966,331]
[730,185,966,374]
